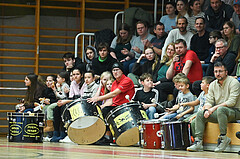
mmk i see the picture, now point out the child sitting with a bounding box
[82,71,99,98]
[182,76,214,136]
[159,75,196,121]
[94,71,113,104]
[44,72,70,133]
[132,73,159,119]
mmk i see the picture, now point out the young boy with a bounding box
[62,52,86,73]
[132,73,159,119]
[82,71,99,98]
[159,75,196,121]
[182,76,214,136]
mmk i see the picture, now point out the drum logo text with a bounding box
[114,112,133,128]
[10,125,22,136]
[24,123,39,135]
[69,103,84,121]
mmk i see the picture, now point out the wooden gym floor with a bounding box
[0,137,239,159]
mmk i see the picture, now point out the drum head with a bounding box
[116,127,139,146]
[68,116,106,144]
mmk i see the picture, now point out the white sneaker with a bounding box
[43,136,52,142]
[186,138,203,152]
[59,136,73,143]
[214,135,231,152]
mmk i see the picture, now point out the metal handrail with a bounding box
[74,32,95,62]
[114,11,124,34]
[0,87,27,90]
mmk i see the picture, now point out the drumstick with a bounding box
[125,95,130,102]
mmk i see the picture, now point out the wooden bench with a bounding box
[203,122,240,152]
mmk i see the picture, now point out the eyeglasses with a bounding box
[209,36,214,39]
[214,70,226,73]
[215,46,225,50]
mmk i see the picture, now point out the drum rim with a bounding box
[162,121,187,125]
[140,119,162,124]
[106,101,141,121]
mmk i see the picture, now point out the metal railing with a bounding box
[74,33,95,62]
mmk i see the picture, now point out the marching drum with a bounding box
[106,102,148,146]
[139,119,164,149]
[163,121,191,150]
[7,112,44,143]
[61,98,106,144]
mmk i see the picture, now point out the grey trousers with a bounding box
[195,106,240,140]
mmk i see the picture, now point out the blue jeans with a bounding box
[162,112,178,120]
[146,106,156,119]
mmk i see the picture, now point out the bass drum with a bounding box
[7,112,44,143]
[62,98,106,144]
[106,102,148,146]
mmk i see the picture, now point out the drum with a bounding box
[139,119,164,149]
[61,98,106,144]
[106,102,148,146]
[163,121,191,150]
[7,112,44,143]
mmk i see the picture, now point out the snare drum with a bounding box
[61,98,106,144]
[163,121,191,150]
[106,102,148,146]
[7,112,44,143]
[139,119,164,149]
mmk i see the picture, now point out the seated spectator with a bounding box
[159,75,196,121]
[156,43,176,83]
[204,30,222,66]
[16,73,46,113]
[144,22,168,56]
[42,75,57,133]
[62,52,86,73]
[84,46,98,71]
[206,39,236,76]
[82,71,99,98]
[205,0,234,32]
[87,62,135,145]
[176,0,190,20]
[154,43,176,103]
[187,62,240,152]
[160,1,177,33]
[190,17,210,62]
[182,76,214,137]
[166,39,203,84]
[92,42,117,77]
[129,47,161,86]
[188,0,205,34]
[222,21,240,55]
[68,68,86,100]
[123,21,155,72]
[110,23,136,74]
[44,72,70,138]
[132,73,159,119]
[231,0,240,34]
[161,17,193,59]
[94,71,113,105]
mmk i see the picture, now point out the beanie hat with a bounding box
[112,62,124,72]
